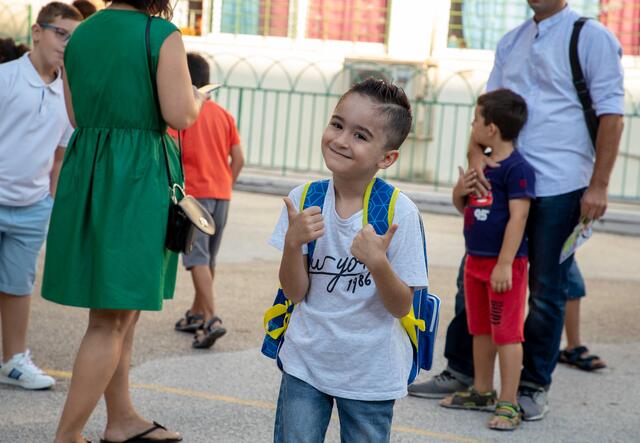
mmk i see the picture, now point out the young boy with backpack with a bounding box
[441,89,535,431]
[268,78,428,442]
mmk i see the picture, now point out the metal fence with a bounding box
[0,3,31,45]
[202,55,640,201]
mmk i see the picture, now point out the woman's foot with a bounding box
[103,418,181,442]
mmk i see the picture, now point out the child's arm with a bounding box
[452,166,478,214]
[491,198,531,293]
[229,144,244,183]
[351,224,413,318]
[279,197,324,304]
[49,147,65,197]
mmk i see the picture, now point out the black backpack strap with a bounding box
[570,17,599,149]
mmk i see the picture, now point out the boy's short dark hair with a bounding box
[0,38,29,63]
[104,0,173,20]
[72,0,97,19]
[476,89,528,141]
[186,53,210,88]
[36,2,84,24]
[341,77,412,150]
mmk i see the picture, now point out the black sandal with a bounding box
[174,310,204,333]
[558,346,606,371]
[192,316,227,349]
[100,421,182,442]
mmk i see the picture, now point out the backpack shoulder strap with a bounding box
[300,179,330,260]
[570,17,598,147]
[363,177,400,234]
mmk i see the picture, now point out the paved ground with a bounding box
[1,189,639,442]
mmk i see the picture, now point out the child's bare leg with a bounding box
[488,342,522,429]
[190,265,214,321]
[473,334,496,392]
[496,343,522,404]
[0,292,30,361]
[53,309,138,443]
[103,311,180,442]
[564,298,581,349]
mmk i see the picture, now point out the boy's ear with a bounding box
[488,122,499,138]
[377,149,400,170]
[31,23,42,44]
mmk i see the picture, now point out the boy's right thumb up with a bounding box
[283,197,297,220]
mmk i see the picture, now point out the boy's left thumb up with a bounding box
[382,224,399,248]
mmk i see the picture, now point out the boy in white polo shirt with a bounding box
[0,2,82,390]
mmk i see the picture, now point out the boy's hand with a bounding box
[283,197,324,248]
[455,166,480,197]
[351,224,398,270]
[490,262,512,293]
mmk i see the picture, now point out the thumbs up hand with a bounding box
[283,197,324,249]
[350,223,398,270]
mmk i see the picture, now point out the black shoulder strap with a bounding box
[570,17,599,148]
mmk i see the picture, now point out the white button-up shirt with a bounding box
[0,53,73,206]
[487,6,624,197]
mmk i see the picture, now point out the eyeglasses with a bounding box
[38,22,72,42]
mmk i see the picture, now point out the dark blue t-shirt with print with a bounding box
[464,149,536,257]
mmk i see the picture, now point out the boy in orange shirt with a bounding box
[170,53,244,348]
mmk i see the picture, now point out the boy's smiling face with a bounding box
[322,93,396,179]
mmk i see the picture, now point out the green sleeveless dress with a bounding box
[42,10,183,310]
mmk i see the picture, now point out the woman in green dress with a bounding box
[43,1,206,442]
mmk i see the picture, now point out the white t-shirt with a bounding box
[269,180,429,401]
[0,53,73,206]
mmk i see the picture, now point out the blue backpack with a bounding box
[261,177,440,384]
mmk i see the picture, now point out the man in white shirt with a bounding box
[409,0,624,421]
[0,2,82,390]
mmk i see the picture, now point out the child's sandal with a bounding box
[488,401,522,431]
[440,386,497,411]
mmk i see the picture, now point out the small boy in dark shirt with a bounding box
[443,89,535,431]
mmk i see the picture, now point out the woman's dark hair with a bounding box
[72,0,97,19]
[476,89,528,141]
[186,53,210,88]
[340,77,413,150]
[106,0,173,19]
[0,38,29,64]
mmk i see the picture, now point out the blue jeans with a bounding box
[274,372,395,443]
[444,189,584,388]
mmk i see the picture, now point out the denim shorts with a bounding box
[567,260,586,300]
[0,195,53,295]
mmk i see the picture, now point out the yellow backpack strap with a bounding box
[400,307,426,348]
[299,181,312,212]
[263,299,292,339]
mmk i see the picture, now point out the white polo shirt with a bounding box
[0,53,73,207]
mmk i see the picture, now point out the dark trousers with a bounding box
[444,189,584,387]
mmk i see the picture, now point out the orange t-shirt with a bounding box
[168,101,240,200]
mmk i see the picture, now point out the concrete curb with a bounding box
[235,173,640,236]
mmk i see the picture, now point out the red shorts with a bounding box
[464,255,528,345]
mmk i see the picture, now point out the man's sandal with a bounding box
[558,346,606,371]
[192,316,227,349]
[174,310,204,333]
[488,401,522,431]
[100,421,182,442]
[439,386,497,411]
